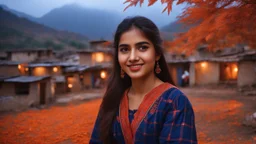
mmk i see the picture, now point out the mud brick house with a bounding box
[0,76,52,111]
[165,46,256,88]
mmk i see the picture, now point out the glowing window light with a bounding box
[100,71,107,79]
[53,67,58,72]
[18,65,21,69]
[68,84,73,88]
[234,67,238,72]
[25,68,29,71]
[201,62,207,68]
[95,52,104,62]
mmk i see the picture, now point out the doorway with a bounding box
[40,82,46,105]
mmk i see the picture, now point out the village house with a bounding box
[237,51,256,88]
[0,40,114,109]
[78,40,113,66]
[72,40,114,89]
[0,76,52,111]
[25,62,76,95]
[165,46,256,89]
[4,49,54,63]
[0,61,27,76]
[64,63,111,91]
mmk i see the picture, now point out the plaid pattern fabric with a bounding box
[89,86,197,144]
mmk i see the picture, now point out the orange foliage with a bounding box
[0,99,102,144]
[123,0,256,54]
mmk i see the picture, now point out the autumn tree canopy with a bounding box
[123,0,256,54]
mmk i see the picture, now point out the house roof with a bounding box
[4,76,50,83]
[76,48,113,54]
[166,50,256,63]
[64,65,89,73]
[166,59,191,63]
[5,49,52,53]
[0,61,23,66]
[0,76,14,82]
[237,50,256,60]
[28,62,76,68]
[64,63,112,73]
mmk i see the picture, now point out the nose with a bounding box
[128,48,139,63]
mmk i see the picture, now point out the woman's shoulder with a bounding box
[161,85,190,104]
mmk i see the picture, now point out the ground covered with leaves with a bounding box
[0,87,255,144]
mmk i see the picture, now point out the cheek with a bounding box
[141,52,156,63]
[118,54,127,66]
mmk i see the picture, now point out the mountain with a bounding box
[160,20,192,40]
[0,4,38,22]
[161,20,190,33]
[1,4,178,40]
[37,4,177,40]
[38,4,123,40]
[0,7,89,51]
[121,5,177,28]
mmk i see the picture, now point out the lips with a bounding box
[127,64,143,71]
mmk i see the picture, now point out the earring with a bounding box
[120,68,125,78]
[155,61,161,74]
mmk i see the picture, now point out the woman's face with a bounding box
[118,27,160,79]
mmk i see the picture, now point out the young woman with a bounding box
[89,16,197,144]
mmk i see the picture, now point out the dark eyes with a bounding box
[120,47,129,52]
[119,45,148,53]
[138,46,148,51]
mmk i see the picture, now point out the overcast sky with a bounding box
[0,0,185,18]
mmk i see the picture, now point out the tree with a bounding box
[123,0,256,54]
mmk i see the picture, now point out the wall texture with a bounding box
[238,61,256,87]
[195,61,220,85]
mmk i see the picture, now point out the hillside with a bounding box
[0,7,89,51]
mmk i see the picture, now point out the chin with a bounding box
[128,75,144,79]
[126,71,151,80]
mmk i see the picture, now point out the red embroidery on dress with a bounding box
[149,98,161,114]
[163,99,173,103]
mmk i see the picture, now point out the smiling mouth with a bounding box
[127,64,143,71]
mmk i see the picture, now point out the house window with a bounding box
[15,83,30,95]
[93,52,104,63]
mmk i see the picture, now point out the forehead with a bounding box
[119,27,152,45]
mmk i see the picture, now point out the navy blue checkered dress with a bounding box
[90,86,197,144]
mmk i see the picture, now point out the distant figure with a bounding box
[182,70,190,87]
[94,78,101,88]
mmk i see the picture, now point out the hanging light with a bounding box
[53,67,58,72]
[100,71,106,79]
[68,84,73,88]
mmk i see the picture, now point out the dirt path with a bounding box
[0,87,255,144]
[182,87,256,144]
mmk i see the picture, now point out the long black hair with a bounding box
[99,16,174,143]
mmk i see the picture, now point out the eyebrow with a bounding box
[118,41,150,48]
